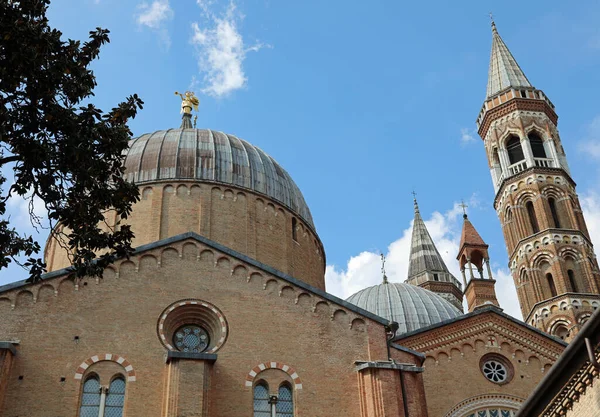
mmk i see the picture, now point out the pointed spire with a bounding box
[407,198,451,279]
[486,20,532,99]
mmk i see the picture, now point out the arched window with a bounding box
[79,374,127,417]
[567,269,578,292]
[548,198,561,228]
[276,383,294,416]
[506,136,525,164]
[254,383,271,417]
[292,218,297,241]
[547,273,557,297]
[105,377,126,417]
[529,132,546,158]
[526,201,539,233]
[80,375,101,417]
[553,324,569,340]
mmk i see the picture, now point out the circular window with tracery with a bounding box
[482,360,507,383]
[173,324,210,353]
[157,299,228,354]
[479,354,513,385]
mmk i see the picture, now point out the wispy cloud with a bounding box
[136,0,174,49]
[460,127,477,145]
[578,115,600,159]
[321,196,530,318]
[191,1,267,98]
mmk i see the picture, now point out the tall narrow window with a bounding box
[105,377,126,417]
[526,202,539,233]
[529,133,547,158]
[254,383,271,417]
[547,273,557,297]
[506,136,525,164]
[292,218,297,241]
[548,198,561,228]
[79,374,127,417]
[277,384,294,417]
[80,376,101,417]
[567,269,578,292]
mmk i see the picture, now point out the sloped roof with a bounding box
[393,305,566,348]
[486,22,532,99]
[0,232,389,326]
[458,215,488,253]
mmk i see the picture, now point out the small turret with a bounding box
[457,205,500,312]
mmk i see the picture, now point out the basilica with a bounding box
[0,22,599,417]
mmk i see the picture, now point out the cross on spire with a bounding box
[459,200,468,218]
[412,191,420,213]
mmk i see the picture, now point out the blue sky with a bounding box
[2,0,600,320]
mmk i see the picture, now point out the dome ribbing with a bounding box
[346,282,463,335]
[123,128,315,229]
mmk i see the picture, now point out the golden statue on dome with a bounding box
[175,91,200,114]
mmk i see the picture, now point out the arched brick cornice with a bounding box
[74,354,136,382]
[245,362,302,389]
[444,393,525,417]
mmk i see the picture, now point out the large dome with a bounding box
[346,282,463,335]
[123,128,314,228]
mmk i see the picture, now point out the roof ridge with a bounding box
[0,232,390,327]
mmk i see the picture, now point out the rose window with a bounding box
[173,325,209,353]
[482,360,507,383]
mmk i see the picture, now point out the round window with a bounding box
[482,360,507,383]
[479,353,513,385]
[173,325,210,353]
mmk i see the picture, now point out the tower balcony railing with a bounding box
[508,160,527,175]
[534,157,554,168]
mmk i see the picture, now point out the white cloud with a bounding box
[324,197,528,319]
[5,191,47,234]
[191,2,266,97]
[136,0,173,49]
[460,128,477,145]
[578,115,600,159]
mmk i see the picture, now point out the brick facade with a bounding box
[0,235,426,417]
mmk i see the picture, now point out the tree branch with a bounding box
[0,155,21,165]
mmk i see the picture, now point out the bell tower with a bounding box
[477,21,600,341]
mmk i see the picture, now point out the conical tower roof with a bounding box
[458,214,488,253]
[407,199,451,278]
[486,21,532,99]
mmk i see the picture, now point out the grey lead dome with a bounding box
[123,128,315,229]
[346,282,463,335]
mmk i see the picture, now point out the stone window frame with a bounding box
[157,299,228,354]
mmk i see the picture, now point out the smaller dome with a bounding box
[346,282,462,335]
